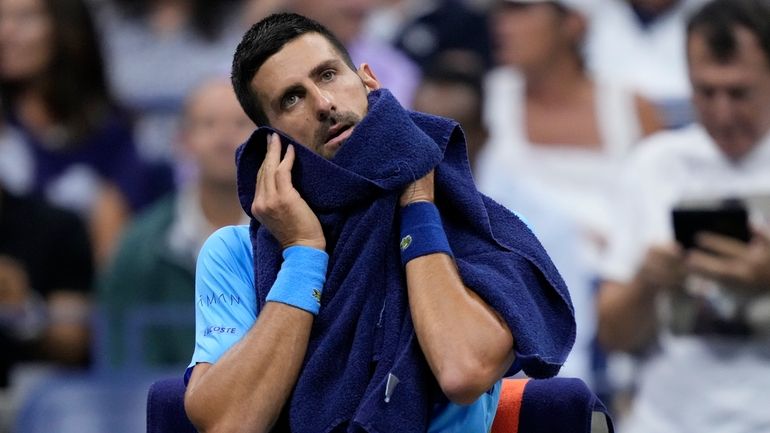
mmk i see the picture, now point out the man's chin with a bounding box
[319,139,345,160]
[714,134,754,161]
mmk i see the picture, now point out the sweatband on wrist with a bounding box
[399,201,453,266]
[266,246,328,315]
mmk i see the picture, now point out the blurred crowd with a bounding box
[1,0,769,432]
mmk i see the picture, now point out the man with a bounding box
[597,0,770,431]
[100,77,252,368]
[183,13,574,433]
[411,51,488,169]
[0,183,93,430]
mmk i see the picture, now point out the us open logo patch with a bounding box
[400,235,413,251]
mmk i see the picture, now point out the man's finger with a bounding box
[752,226,770,245]
[276,144,296,194]
[260,133,281,195]
[695,232,749,258]
[687,249,742,282]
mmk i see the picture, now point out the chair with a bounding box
[15,372,156,433]
[491,377,613,433]
[147,376,612,433]
[146,377,197,433]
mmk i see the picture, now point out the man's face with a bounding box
[688,27,770,161]
[182,79,255,186]
[492,3,568,69]
[251,32,380,159]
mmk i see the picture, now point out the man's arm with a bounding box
[400,171,515,405]
[185,135,325,433]
[598,244,686,352]
[185,304,313,433]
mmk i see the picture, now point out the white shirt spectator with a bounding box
[602,124,770,433]
[480,67,644,270]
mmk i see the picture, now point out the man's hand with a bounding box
[251,133,325,250]
[400,170,435,207]
[686,228,770,292]
[636,243,687,292]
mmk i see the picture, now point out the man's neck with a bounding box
[523,55,590,105]
[197,180,244,228]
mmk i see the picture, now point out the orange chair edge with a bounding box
[490,378,530,433]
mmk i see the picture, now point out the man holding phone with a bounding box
[597,0,770,432]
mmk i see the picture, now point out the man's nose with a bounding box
[311,86,334,121]
[711,92,737,126]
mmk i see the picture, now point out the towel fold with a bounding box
[235,89,575,433]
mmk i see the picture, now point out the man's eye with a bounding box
[697,86,715,99]
[282,94,300,109]
[728,87,748,101]
[321,70,336,81]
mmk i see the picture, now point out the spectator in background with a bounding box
[586,0,708,129]
[287,0,421,107]
[0,184,93,388]
[100,77,251,369]
[96,0,244,162]
[478,0,663,271]
[597,0,770,431]
[0,0,171,267]
[392,0,495,72]
[412,51,488,167]
[414,51,599,387]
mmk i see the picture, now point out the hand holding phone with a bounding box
[672,199,751,250]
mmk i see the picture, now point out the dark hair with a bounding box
[231,13,355,126]
[113,0,238,41]
[0,0,114,145]
[686,0,770,65]
[421,52,485,106]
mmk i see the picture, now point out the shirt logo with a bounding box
[204,326,238,336]
[400,235,413,251]
[312,288,322,305]
[198,293,242,308]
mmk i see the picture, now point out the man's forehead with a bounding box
[689,26,770,69]
[252,33,345,98]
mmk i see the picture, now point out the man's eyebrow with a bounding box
[309,59,343,78]
[269,59,345,110]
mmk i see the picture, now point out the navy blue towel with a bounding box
[519,378,615,433]
[235,89,575,433]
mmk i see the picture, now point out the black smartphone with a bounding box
[672,200,751,249]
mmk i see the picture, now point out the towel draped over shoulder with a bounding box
[235,89,575,433]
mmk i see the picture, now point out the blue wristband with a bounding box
[399,201,453,266]
[266,246,329,315]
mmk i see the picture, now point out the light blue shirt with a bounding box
[188,225,501,432]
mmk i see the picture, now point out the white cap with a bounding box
[502,0,597,18]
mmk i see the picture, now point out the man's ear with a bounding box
[357,63,381,92]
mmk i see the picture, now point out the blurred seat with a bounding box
[146,377,196,433]
[146,376,612,433]
[491,377,613,433]
[15,372,157,433]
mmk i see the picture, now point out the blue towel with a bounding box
[235,89,575,433]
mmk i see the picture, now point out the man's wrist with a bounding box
[266,246,329,315]
[284,238,326,251]
[399,201,453,266]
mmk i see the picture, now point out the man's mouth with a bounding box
[324,123,354,150]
